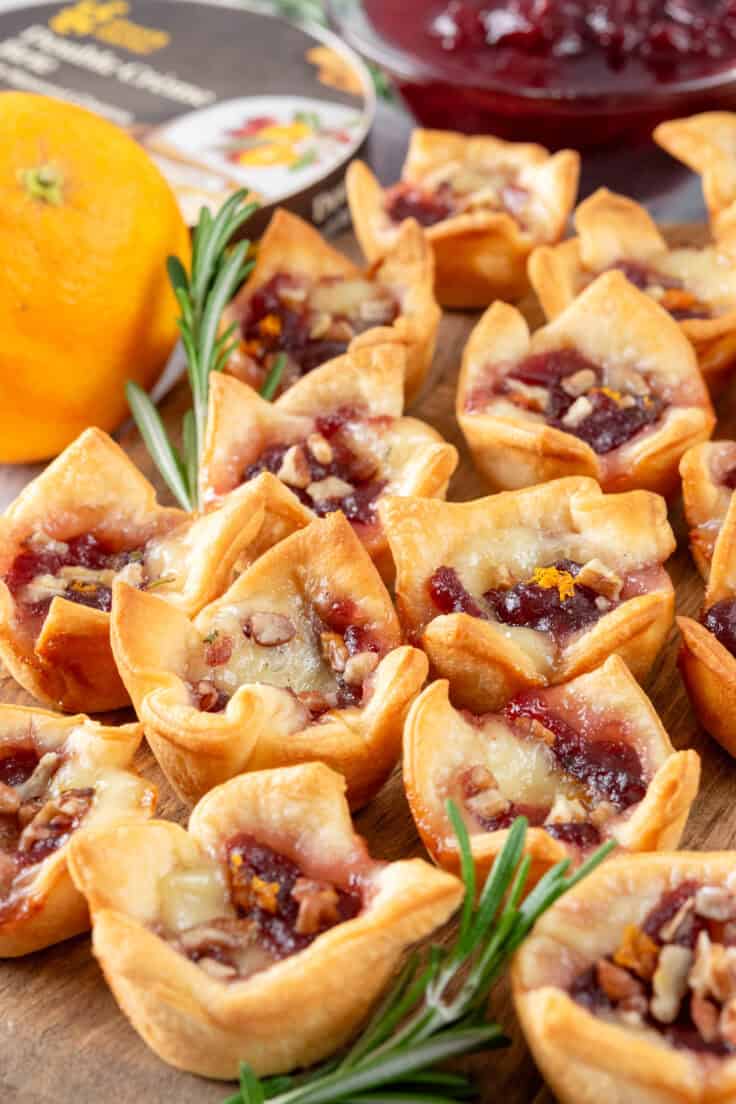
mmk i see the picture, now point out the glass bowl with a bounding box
[328,0,736,150]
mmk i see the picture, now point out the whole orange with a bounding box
[0,92,191,462]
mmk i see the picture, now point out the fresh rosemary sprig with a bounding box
[127,190,259,512]
[223,804,615,1104]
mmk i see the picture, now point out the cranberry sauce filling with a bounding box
[226,834,361,959]
[496,348,664,455]
[570,880,736,1056]
[191,596,385,717]
[702,598,736,658]
[242,407,387,527]
[4,533,140,621]
[427,560,618,641]
[0,745,93,908]
[386,181,456,227]
[723,465,736,491]
[238,274,399,388]
[605,262,711,322]
[505,692,646,810]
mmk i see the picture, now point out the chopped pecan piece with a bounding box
[575,558,623,601]
[343,650,379,686]
[561,368,597,397]
[562,395,593,428]
[198,957,238,980]
[307,476,354,503]
[692,993,721,1044]
[596,958,645,1003]
[320,630,348,673]
[277,445,311,490]
[309,312,332,339]
[613,924,659,980]
[545,794,587,826]
[605,364,650,397]
[659,897,696,944]
[307,433,334,465]
[192,680,223,712]
[650,944,693,1023]
[247,612,296,647]
[508,379,548,412]
[689,931,736,1003]
[292,876,341,934]
[694,885,736,922]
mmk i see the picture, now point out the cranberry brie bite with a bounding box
[200,345,457,579]
[0,429,310,713]
[380,477,675,712]
[656,112,736,239]
[111,511,427,806]
[68,762,462,1079]
[404,657,699,887]
[0,705,154,956]
[681,441,736,579]
[457,271,715,497]
[678,483,736,759]
[529,188,736,394]
[223,208,439,402]
[347,128,579,308]
[513,852,736,1104]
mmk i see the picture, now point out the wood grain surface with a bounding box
[0,225,731,1104]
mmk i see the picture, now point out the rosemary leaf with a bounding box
[125,382,193,510]
[260,353,287,400]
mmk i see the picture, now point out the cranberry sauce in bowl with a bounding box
[233,274,398,394]
[332,0,736,147]
[456,684,647,851]
[569,880,736,1054]
[3,532,142,626]
[427,557,624,643]
[242,407,387,530]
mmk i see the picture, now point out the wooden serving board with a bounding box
[1,225,734,1104]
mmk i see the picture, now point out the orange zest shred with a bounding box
[250,875,280,912]
[69,580,99,594]
[613,924,659,980]
[259,313,282,338]
[660,288,700,311]
[531,566,577,601]
[595,386,625,405]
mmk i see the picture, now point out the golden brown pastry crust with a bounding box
[111,511,428,806]
[0,429,310,713]
[457,270,715,497]
[680,441,736,578]
[512,851,736,1104]
[0,705,155,956]
[679,447,736,758]
[403,656,699,887]
[347,129,579,308]
[655,112,736,240]
[67,762,463,1079]
[529,188,736,395]
[380,477,676,711]
[200,345,457,579]
[223,208,440,402]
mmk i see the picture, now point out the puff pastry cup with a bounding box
[379,477,675,712]
[529,188,736,395]
[512,851,736,1104]
[678,461,736,758]
[456,270,715,497]
[0,429,310,714]
[655,112,736,239]
[404,656,699,888]
[200,344,457,580]
[681,440,736,579]
[111,510,428,806]
[347,128,579,308]
[67,762,463,1079]
[0,705,155,957]
[222,207,439,403]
